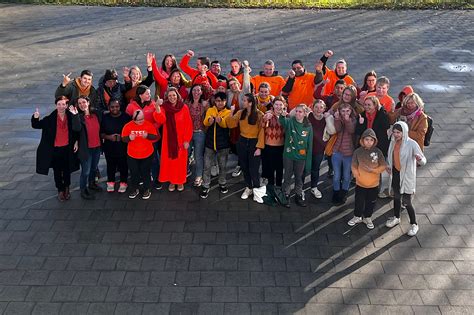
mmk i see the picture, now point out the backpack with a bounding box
[424,115,434,147]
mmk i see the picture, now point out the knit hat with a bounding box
[216,80,227,89]
[398,85,414,102]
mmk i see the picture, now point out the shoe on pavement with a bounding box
[81,188,95,200]
[348,216,363,226]
[168,184,176,192]
[193,177,203,187]
[106,182,115,193]
[385,217,401,228]
[311,187,323,199]
[200,187,210,199]
[142,189,151,200]
[364,217,375,229]
[295,194,307,207]
[128,189,140,199]
[378,190,390,199]
[407,224,419,236]
[220,185,228,194]
[118,182,128,193]
[89,181,103,192]
[241,187,253,200]
[177,184,184,192]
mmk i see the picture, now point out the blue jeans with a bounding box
[331,152,352,191]
[189,131,206,178]
[310,153,325,188]
[80,147,101,190]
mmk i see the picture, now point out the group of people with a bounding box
[32,49,428,236]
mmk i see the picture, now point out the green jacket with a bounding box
[279,115,313,173]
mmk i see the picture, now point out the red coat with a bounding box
[151,58,188,100]
[179,54,218,89]
[153,105,193,184]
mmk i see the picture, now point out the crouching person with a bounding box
[348,129,386,229]
[200,92,232,198]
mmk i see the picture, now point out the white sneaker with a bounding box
[252,186,266,204]
[348,216,363,226]
[232,166,242,177]
[118,182,128,193]
[364,217,375,229]
[241,187,253,200]
[311,187,323,199]
[211,165,219,177]
[407,224,419,236]
[385,217,401,228]
[378,190,390,199]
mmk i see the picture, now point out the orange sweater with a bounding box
[225,109,265,149]
[286,72,316,110]
[251,74,285,96]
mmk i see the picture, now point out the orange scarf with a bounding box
[75,77,91,96]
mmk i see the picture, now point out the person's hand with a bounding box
[73,141,79,153]
[415,154,422,162]
[324,50,334,58]
[254,148,261,156]
[323,111,330,118]
[315,61,323,72]
[358,114,364,124]
[386,166,392,175]
[155,102,161,113]
[215,116,222,123]
[123,67,130,79]
[68,105,78,115]
[263,112,273,121]
[362,164,374,173]
[186,50,194,58]
[208,116,215,124]
[288,70,296,79]
[129,133,136,141]
[146,52,154,67]
[62,72,72,87]
[142,131,148,139]
[243,60,249,68]
[183,142,189,149]
[33,107,40,119]
[281,109,288,117]
[230,105,235,114]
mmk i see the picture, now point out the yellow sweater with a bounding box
[226,109,265,149]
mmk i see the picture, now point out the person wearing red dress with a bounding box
[153,87,193,192]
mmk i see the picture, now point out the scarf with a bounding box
[75,77,91,96]
[162,100,185,159]
[400,106,421,125]
[366,110,376,129]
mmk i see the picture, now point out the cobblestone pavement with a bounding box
[0,4,473,315]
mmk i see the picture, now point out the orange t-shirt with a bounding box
[393,141,401,171]
[322,69,356,96]
[252,74,286,96]
[121,120,157,159]
[287,72,316,110]
[366,92,395,113]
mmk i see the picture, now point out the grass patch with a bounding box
[3,0,473,9]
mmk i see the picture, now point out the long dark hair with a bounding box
[187,84,205,104]
[361,70,377,92]
[168,69,185,87]
[76,95,97,115]
[133,85,151,108]
[240,93,258,125]
[161,54,177,73]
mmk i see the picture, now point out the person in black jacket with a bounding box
[96,69,128,113]
[31,96,80,201]
[355,95,391,198]
[55,70,98,110]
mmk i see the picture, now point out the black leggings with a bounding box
[354,185,378,218]
[52,146,71,192]
[127,155,153,191]
[261,145,283,186]
[105,155,128,183]
[237,137,261,188]
[392,168,417,224]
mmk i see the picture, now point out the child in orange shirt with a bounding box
[363,76,395,113]
[348,129,387,229]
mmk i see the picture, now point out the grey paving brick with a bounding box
[4,302,35,315]
[52,286,82,302]
[159,286,185,302]
[26,285,57,301]
[79,286,108,302]
[132,286,160,302]
[0,285,30,301]
[149,271,176,286]
[60,302,90,315]
[87,303,116,315]
[105,287,134,302]
[114,302,143,315]
[185,287,213,302]
[32,302,62,315]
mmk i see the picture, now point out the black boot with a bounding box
[81,188,95,200]
[295,194,307,207]
[331,190,340,204]
[340,190,348,204]
[89,181,103,192]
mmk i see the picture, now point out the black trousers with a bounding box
[354,185,378,218]
[392,168,417,224]
[262,145,284,186]
[52,146,71,192]
[105,154,128,183]
[237,137,261,188]
[127,155,153,191]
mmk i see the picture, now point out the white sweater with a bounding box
[387,121,426,195]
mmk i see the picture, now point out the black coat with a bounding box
[355,108,390,156]
[96,76,128,113]
[31,110,80,175]
[74,112,102,162]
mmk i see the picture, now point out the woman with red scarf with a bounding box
[388,92,428,151]
[153,87,193,192]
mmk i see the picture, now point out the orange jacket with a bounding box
[285,72,316,110]
[251,73,286,96]
[322,68,356,96]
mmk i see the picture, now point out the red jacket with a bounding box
[179,54,218,89]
